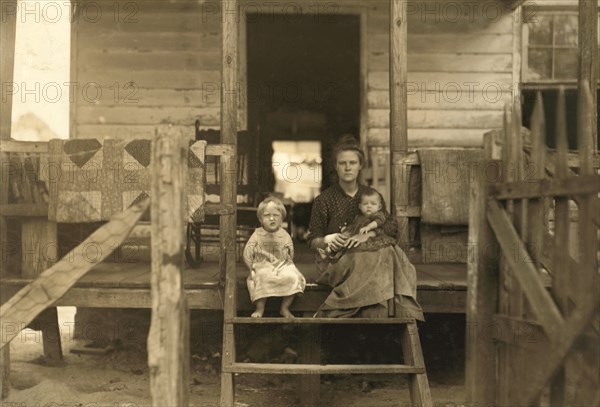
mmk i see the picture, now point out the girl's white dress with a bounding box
[244,227,306,303]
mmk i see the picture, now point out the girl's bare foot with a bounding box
[252,299,266,318]
[280,295,295,318]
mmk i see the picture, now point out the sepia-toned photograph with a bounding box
[0,0,598,405]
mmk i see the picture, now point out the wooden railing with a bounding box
[467,84,600,406]
[0,130,242,403]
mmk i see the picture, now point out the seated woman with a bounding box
[308,135,424,320]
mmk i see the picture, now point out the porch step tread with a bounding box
[228,317,416,325]
[224,363,425,375]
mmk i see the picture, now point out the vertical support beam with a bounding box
[38,307,62,362]
[148,132,189,407]
[400,323,432,406]
[21,219,62,362]
[510,102,524,318]
[0,0,18,140]
[237,9,247,131]
[526,94,547,407]
[390,0,409,248]
[497,105,512,407]
[527,93,546,272]
[465,132,499,406]
[578,0,598,151]
[576,85,596,292]
[550,88,570,407]
[220,0,238,282]
[21,220,57,279]
[574,85,598,407]
[359,9,369,161]
[512,5,522,112]
[69,4,79,139]
[299,312,321,406]
[220,1,238,406]
[0,346,9,399]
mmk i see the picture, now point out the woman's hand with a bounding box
[325,233,347,251]
[345,230,375,248]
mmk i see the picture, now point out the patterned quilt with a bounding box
[48,138,206,223]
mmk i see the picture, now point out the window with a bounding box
[525,13,579,81]
[521,7,599,149]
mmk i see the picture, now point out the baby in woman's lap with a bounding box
[319,187,395,262]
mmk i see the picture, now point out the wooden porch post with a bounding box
[220,0,238,281]
[390,0,409,248]
[578,0,598,151]
[1,2,18,397]
[220,0,238,405]
[465,132,500,406]
[148,132,190,407]
[21,219,62,363]
[0,0,17,140]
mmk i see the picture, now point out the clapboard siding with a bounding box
[83,32,220,52]
[76,13,221,34]
[73,0,515,146]
[366,0,514,147]
[77,124,212,140]
[86,89,219,108]
[369,128,491,147]
[369,33,513,54]
[368,72,514,91]
[77,70,221,89]
[78,106,221,126]
[371,53,513,72]
[368,4,514,35]
[368,91,512,110]
[79,50,221,71]
[73,0,222,138]
[368,109,504,128]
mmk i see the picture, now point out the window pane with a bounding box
[554,49,578,79]
[528,14,553,45]
[528,48,552,79]
[554,15,578,46]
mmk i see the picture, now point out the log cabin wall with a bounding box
[72,0,514,146]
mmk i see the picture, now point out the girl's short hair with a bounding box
[331,134,365,166]
[257,196,287,220]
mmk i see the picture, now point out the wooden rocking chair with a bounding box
[185,121,260,267]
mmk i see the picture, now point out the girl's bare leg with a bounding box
[251,298,266,318]
[280,295,295,318]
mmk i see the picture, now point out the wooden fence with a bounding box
[466,83,599,406]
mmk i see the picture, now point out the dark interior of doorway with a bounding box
[247,13,360,237]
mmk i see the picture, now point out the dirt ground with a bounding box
[4,307,466,407]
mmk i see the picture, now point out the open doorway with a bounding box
[247,13,360,240]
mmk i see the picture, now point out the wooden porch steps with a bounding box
[221,315,433,406]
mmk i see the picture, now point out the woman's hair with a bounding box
[257,196,287,220]
[331,134,365,166]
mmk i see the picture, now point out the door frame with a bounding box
[237,1,368,147]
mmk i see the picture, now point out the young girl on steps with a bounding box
[244,197,306,318]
